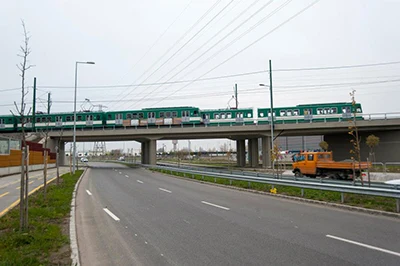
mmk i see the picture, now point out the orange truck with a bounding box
[292,152,370,180]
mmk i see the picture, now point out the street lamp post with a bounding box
[73,61,95,174]
[260,59,274,171]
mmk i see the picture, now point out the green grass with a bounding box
[152,168,398,213]
[0,170,83,266]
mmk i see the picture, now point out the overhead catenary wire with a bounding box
[108,0,225,109]
[108,0,194,102]
[150,0,322,107]
[127,0,271,109]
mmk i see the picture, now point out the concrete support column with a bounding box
[141,142,147,164]
[46,138,57,153]
[148,139,157,165]
[248,139,253,167]
[58,141,66,166]
[250,138,259,168]
[262,136,271,168]
[236,140,246,167]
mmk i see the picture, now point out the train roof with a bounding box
[200,107,253,112]
[141,106,199,110]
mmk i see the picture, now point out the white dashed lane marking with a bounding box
[201,201,230,211]
[159,188,172,193]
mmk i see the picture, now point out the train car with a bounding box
[200,108,254,125]
[257,102,363,124]
[32,111,105,130]
[0,115,17,132]
[106,107,201,127]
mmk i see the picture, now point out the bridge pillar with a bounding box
[148,139,157,165]
[248,138,259,168]
[236,140,246,167]
[141,142,147,164]
[58,141,66,166]
[46,138,57,153]
[262,136,271,168]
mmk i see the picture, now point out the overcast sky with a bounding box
[2,0,400,152]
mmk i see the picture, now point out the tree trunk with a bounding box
[24,145,29,228]
[56,146,60,185]
[43,150,47,199]
[19,147,25,231]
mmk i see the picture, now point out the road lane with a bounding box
[76,163,400,265]
[0,167,69,217]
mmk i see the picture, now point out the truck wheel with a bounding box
[294,170,303,177]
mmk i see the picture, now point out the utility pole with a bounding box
[32,77,37,130]
[269,59,274,172]
[234,83,238,109]
[47,92,51,114]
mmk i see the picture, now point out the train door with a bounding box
[0,118,4,129]
[202,113,210,124]
[56,116,63,127]
[86,115,93,126]
[115,113,123,125]
[182,110,190,123]
[148,112,156,124]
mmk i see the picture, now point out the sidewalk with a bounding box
[0,167,70,218]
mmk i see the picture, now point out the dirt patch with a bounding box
[48,217,71,265]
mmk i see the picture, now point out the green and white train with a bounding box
[0,102,363,132]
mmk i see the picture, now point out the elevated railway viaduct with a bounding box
[40,117,400,167]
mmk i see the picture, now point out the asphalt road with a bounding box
[76,162,400,266]
[0,167,70,217]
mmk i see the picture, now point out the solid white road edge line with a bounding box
[125,175,129,178]
[137,180,144,184]
[326,235,400,257]
[86,190,92,196]
[103,208,120,221]
[159,188,172,193]
[201,201,230,210]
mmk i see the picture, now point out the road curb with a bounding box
[151,169,400,219]
[70,168,88,266]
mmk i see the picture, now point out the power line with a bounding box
[150,0,322,107]
[108,0,194,100]
[127,0,269,108]
[108,0,224,109]
[116,0,235,110]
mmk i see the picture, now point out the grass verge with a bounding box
[152,168,397,213]
[0,170,84,266]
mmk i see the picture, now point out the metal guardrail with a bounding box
[144,163,400,213]
[156,162,399,190]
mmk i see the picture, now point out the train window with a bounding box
[56,116,62,122]
[214,113,220,119]
[287,110,293,116]
[139,112,144,119]
[357,107,362,113]
[293,109,299,115]
[40,117,45,122]
[342,107,351,113]
[221,113,226,119]
[267,111,271,117]
[165,112,171,118]
[304,109,312,115]
[107,114,112,120]
[331,108,337,114]
[36,117,40,123]
[46,117,52,122]
[227,113,232,119]
[116,114,123,120]
[86,115,93,121]
[77,115,83,121]
[132,113,138,119]
[236,112,243,118]
[280,110,286,116]
[193,110,198,116]
[126,113,132,119]
[0,119,4,124]
[66,116,71,122]
[159,112,164,118]
[317,108,323,115]
[259,113,264,117]
[172,111,177,117]
[247,113,252,118]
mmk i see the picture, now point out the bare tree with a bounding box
[11,20,33,231]
[348,90,363,185]
[40,119,50,199]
